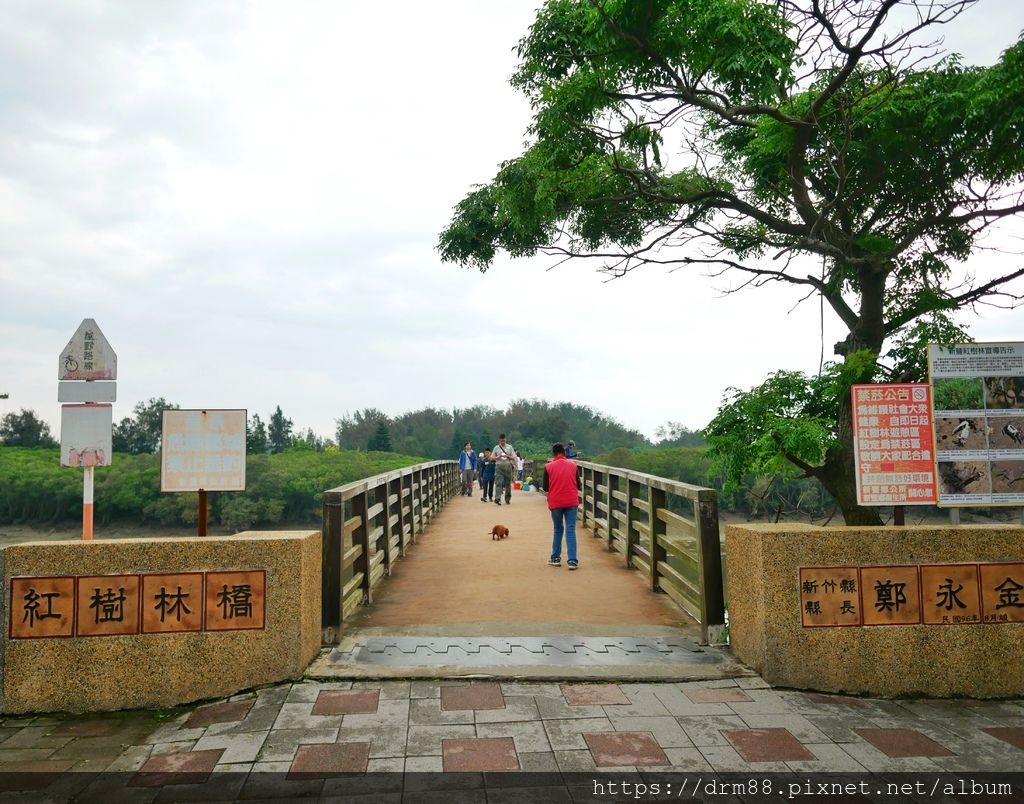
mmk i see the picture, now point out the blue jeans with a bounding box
[550,506,577,563]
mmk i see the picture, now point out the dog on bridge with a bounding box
[490,524,510,541]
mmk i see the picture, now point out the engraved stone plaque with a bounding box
[141,573,204,633]
[920,564,982,625]
[799,567,862,627]
[204,570,266,631]
[76,575,140,637]
[860,566,922,626]
[980,563,1024,624]
[9,577,76,639]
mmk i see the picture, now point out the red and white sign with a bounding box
[852,383,937,506]
[60,404,113,468]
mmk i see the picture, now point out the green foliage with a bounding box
[267,406,293,454]
[703,351,877,495]
[247,413,269,454]
[368,421,392,452]
[337,399,650,460]
[593,446,712,487]
[112,398,178,454]
[0,409,57,447]
[0,446,422,530]
[884,314,972,383]
[932,378,985,411]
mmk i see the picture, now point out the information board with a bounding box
[928,342,1024,506]
[851,383,937,506]
[160,409,247,492]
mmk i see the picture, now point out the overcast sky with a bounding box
[2,0,1022,443]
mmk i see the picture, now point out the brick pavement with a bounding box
[0,676,1022,800]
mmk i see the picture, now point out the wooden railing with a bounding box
[321,460,459,641]
[576,460,726,644]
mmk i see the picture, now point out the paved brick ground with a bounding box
[1,676,1022,799]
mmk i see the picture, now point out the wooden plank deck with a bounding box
[344,485,693,632]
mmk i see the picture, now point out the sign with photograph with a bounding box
[928,342,1024,506]
[851,383,937,506]
[160,409,247,492]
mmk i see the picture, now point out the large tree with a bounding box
[438,0,1024,524]
[112,397,178,454]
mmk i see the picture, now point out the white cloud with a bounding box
[1,0,1022,443]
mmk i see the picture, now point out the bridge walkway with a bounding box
[310,485,746,681]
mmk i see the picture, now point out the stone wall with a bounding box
[0,531,321,713]
[726,523,1024,698]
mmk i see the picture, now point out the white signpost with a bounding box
[58,319,117,540]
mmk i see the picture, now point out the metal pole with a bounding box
[198,489,208,537]
[893,505,905,526]
[949,508,961,525]
[82,465,94,540]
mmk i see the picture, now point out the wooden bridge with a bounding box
[312,460,740,680]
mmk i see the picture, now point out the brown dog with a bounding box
[491,525,509,541]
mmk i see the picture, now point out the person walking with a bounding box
[479,448,496,502]
[564,440,577,459]
[458,442,477,496]
[491,434,517,505]
[543,442,580,569]
[516,453,525,482]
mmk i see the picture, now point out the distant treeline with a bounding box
[335,400,705,461]
[0,447,420,531]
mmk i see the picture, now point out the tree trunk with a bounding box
[821,444,883,526]
[817,263,886,525]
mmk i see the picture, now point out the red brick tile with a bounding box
[0,760,74,791]
[185,699,254,727]
[312,689,380,715]
[683,688,753,704]
[562,684,630,706]
[722,728,816,762]
[288,742,370,777]
[442,737,519,772]
[131,749,224,787]
[441,683,504,711]
[855,728,954,758]
[49,719,124,737]
[584,731,670,767]
[982,727,1024,750]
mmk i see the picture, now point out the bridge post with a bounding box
[607,472,618,551]
[649,486,667,593]
[697,490,726,644]
[351,491,372,606]
[625,478,641,569]
[389,476,403,558]
[321,493,343,638]
[402,471,414,545]
[412,468,423,539]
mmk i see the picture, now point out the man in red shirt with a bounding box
[542,442,581,569]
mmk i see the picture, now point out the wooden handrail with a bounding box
[576,459,726,644]
[321,459,460,641]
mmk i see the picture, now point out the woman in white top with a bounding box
[516,455,525,481]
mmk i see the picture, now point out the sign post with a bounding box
[58,319,117,541]
[160,409,247,536]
